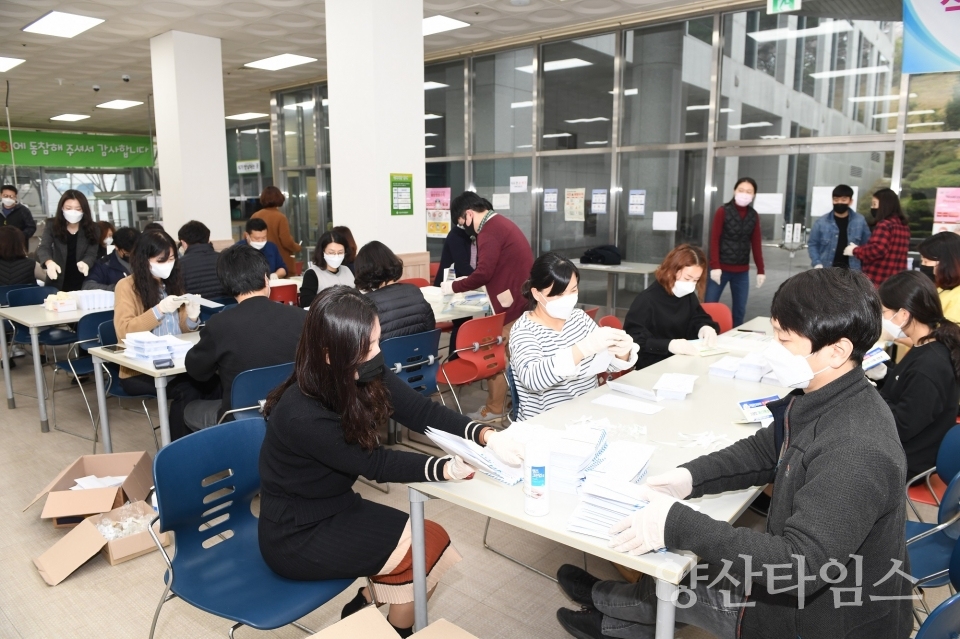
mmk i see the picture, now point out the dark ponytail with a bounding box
[879,271,960,382]
[523,252,579,310]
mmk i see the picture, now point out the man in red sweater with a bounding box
[441,192,534,422]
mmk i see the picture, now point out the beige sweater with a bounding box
[113,276,193,378]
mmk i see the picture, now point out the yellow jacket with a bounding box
[940,286,960,324]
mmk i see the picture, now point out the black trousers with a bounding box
[120,373,221,441]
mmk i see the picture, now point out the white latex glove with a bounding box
[576,326,623,358]
[45,261,61,281]
[269,273,278,281]
[76,261,89,277]
[710,269,722,286]
[865,363,887,381]
[813,264,824,269]
[645,468,694,500]
[609,333,636,357]
[156,295,186,315]
[843,244,857,257]
[443,455,476,480]
[440,279,455,296]
[756,274,766,289]
[185,298,201,321]
[608,487,680,555]
[485,430,524,466]
[667,339,698,356]
[697,325,718,347]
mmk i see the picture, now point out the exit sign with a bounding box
[236,160,260,174]
[767,0,801,13]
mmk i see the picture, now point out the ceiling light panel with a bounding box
[244,54,317,71]
[511,101,534,109]
[564,117,609,123]
[424,113,443,120]
[423,15,470,36]
[96,100,143,110]
[0,57,26,73]
[23,11,104,38]
[516,58,592,73]
[810,65,889,79]
[50,114,90,121]
[226,113,269,120]
[424,81,448,90]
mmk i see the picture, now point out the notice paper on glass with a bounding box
[565,188,586,222]
[591,189,608,214]
[544,188,559,213]
[933,187,960,234]
[492,193,511,210]
[628,190,646,216]
[753,193,784,216]
[510,176,528,193]
[652,211,678,231]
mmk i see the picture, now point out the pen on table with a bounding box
[736,329,766,334]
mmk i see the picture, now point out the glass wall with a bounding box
[226,123,273,224]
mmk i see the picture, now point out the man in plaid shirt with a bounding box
[844,188,911,287]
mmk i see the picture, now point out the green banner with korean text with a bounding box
[0,130,153,168]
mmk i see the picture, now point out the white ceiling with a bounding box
[0,0,715,135]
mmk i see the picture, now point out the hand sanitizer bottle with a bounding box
[524,442,550,517]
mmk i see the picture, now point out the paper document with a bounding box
[591,393,663,415]
[174,294,223,309]
[584,350,614,376]
[737,395,780,427]
[862,346,891,371]
[607,381,661,402]
[424,427,522,485]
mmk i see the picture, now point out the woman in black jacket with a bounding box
[875,270,960,479]
[259,287,520,636]
[0,226,37,286]
[354,240,436,341]
[36,189,100,291]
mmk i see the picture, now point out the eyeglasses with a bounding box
[324,251,345,257]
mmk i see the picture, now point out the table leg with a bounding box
[92,355,111,453]
[0,319,13,409]
[30,327,49,433]
[155,376,171,447]
[611,273,620,310]
[654,579,678,639]
[605,273,614,309]
[409,487,432,631]
[644,273,649,289]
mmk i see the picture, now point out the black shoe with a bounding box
[557,564,600,609]
[556,607,611,639]
[340,587,369,619]
[391,624,414,638]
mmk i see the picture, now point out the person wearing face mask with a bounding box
[623,245,720,370]
[705,177,765,328]
[236,217,286,279]
[82,227,140,292]
[557,268,912,639]
[440,191,534,422]
[807,184,871,271]
[299,230,355,308]
[258,286,520,637]
[95,221,115,260]
[176,220,226,299]
[870,271,960,479]
[353,241,435,341]
[509,253,638,420]
[0,185,37,240]
[114,230,217,440]
[36,189,101,291]
[918,231,960,323]
[843,188,910,288]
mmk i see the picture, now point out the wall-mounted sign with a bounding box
[767,0,801,14]
[628,190,646,216]
[543,188,558,213]
[390,173,413,216]
[591,189,607,214]
[903,0,960,74]
[236,160,260,174]
[0,130,152,168]
[426,187,451,238]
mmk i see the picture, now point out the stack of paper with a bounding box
[549,425,608,494]
[606,381,661,403]
[586,441,655,485]
[708,356,742,378]
[693,340,729,357]
[862,346,891,371]
[653,373,698,400]
[735,352,772,382]
[68,475,127,491]
[567,476,651,540]
[122,332,194,362]
[424,427,523,485]
[717,330,775,353]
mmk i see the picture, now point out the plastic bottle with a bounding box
[524,441,550,517]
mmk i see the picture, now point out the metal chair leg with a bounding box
[482,516,559,582]
[906,496,925,523]
[148,580,176,639]
[291,621,316,634]
[228,622,243,639]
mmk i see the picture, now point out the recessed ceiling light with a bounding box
[759,135,786,139]
[50,113,89,122]
[226,113,269,120]
[686,105,710,111]
[608,88,639,96]
[747,20,850,44]
[542,133,572,138]
[728,121,773,129]
[511,101,534,109]
[849,94,901,103]
[873,109,934,119]
[424,81,448,90]
[423,15,470,36]
[23,11,104,38]
[425,133,438,137]
[906,121,944,128]
[240,128,269,134]
[564,117,609,123]
[283,100,315,110]
[244,54,317,71]
[96,99,143,110]
[425,145,436,149]
[685,132,699,136]
[516,144,533,148]
[424,113,443,120]
[516,58,592,73]
[584,140,608,145]
[0,57,26,72]
[810,65,889,80]
[321,98,329,107]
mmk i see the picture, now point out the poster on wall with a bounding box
[564,188,585,222]
[492,193,511,210]
[0,130,153,168]
[933,188,960,234]
[390,173,413,216]
[652,211,678,232]
[628,190,646,216]
[425,187,451,238]
[544,189,558,213]
[591,189,607,214]
[810,186,858,218]
[903,0,960,74]
[510,176,528,193]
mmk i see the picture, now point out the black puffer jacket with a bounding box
[179,243,225,299]
[0,204,37,239]
[364,283,435,341]
[0,257,37,287]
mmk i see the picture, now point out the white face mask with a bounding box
[540,291,578,320]
[249,240,267,250]
[324,253,345,269]
[150,260,175,280]
[734,192,754,207]
[882,315,907,340]
[673,280,697,297]
[103,236,113,246]
[63,209,84,224]
[1,197,15,208]
[763,342,830,390]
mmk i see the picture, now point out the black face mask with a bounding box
[461,219,477,239]
[919,264,936,282]
[356,352,385,384]
[870,207,878,219]
[833,203,849,214]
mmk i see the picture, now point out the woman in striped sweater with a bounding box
[509,253,639,420]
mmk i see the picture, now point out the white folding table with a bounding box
[408,317,785,636]
[576,261,660,309]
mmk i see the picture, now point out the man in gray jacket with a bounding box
[557,268,913,639]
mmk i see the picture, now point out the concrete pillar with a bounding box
[150,31,232,242]
[326,0,426,255]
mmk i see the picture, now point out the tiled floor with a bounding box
[0,347,948,638]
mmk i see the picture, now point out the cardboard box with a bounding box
[33,501,170,586]
[44,297,77,312]
[308,610,480,639]
[411,619,480,639]
[25,452,153,527]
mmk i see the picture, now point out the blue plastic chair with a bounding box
[148,417,353,639]
[506,363,519,424]
[0,282,38,306]
[199,297,237,324]
[381,329,441,447]
[95,320,159,451]
[907,468,960,594]
[916,591,960,639]
[907,425,960,522]
[215,362,294,424]
[49,310,113,441]
[8,286,77,346]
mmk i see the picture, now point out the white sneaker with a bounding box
[466,406,504,422]
[10,346,26,358]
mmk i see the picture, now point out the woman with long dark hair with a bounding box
[918,231,960,323]
[298,230,355,308]
[846,188,911,287]
[705,177,765,327]
[510,252,637,419]
[259,286,520,636]
[113,230,213,440]
[875,270,960,478]
[0,226,36,286]
[36,189,100,291]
